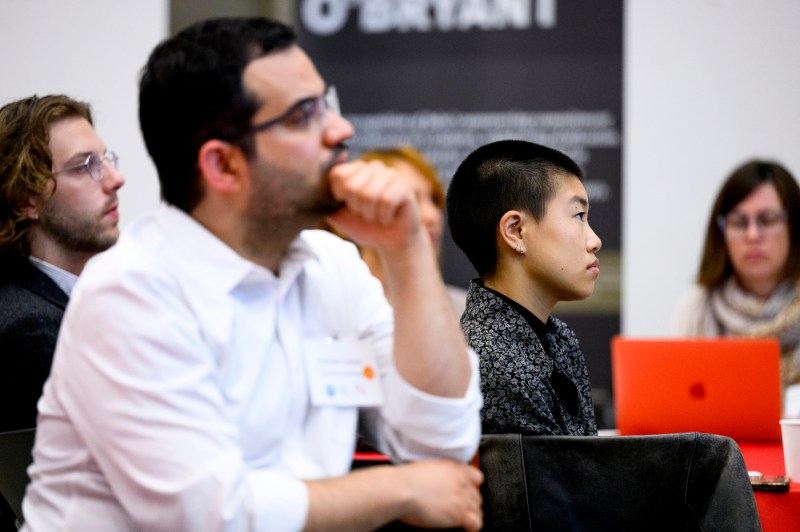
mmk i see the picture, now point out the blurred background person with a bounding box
[333,145,467,315]
[0,94,124,529]
[673,160,800,415]
[0,94,125,432]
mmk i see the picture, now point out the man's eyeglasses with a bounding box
[53,151,119,183]
[717,209,788,237]
[250,86,340,134]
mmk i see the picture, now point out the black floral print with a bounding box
[461,282,596,436]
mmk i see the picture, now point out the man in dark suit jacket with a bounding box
[0,257,68,432]
[0,95,125,528]
[0,95,126,432]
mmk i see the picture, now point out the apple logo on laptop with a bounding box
[689,381,706,400]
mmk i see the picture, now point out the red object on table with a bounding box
[737,440,800,531]
[352,451,391,470]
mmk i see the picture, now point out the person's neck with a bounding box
[736,275,783,300]
[27,240,91,276]
[484,270,554,324]
[240,225,300,274]
[192,203,315,275]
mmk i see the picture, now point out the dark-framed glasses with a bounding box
[717,209,788,237]
[250,86,340,134]
[53,150,119,183]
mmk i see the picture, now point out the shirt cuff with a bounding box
[247,469,309,532]
[381,348,482,461]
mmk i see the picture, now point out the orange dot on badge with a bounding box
[363,366,375,380]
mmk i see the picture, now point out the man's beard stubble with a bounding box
[245,142,348,234]
[316,142,348,215]
[38,199,119,254]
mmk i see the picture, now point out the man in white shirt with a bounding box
[21,17,483,532]
[0,94,125,432]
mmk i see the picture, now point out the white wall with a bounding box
[0,0,168,226]
[3,1,799,337]
[624,0,800,335]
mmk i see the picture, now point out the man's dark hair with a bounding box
[446,139,584,278]
[139,17,296,213]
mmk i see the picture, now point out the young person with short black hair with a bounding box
[448,139,600,436]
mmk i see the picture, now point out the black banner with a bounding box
[298,0,622,427]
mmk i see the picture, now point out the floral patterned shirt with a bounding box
[461,281,597,436]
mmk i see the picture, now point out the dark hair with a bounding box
[139,17,296,212]
[697,160,800,288]
[0,94,92,257]
[446,139,584,278]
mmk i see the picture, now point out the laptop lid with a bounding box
[612,336,782,441]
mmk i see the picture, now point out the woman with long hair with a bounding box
[674,160,800,411]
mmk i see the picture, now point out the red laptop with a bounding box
[612,336,782,442]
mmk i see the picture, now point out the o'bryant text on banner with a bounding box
[300,0,558,35]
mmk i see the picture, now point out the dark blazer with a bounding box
[0,257,68,431]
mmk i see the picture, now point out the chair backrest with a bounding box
[0,428,36,525]
[478,432,761,532]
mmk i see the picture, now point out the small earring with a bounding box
[32,214,39,221]
[519,245,526,255]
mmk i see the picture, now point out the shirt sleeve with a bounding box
[377,349,482,463]
[320,235,482,464]
[53,260,309,532]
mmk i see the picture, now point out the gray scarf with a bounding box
[707,277,800,387]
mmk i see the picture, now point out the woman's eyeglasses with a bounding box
[717,209,788,238]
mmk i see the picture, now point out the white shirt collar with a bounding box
[155,204,319,295]
[29,256,79,296]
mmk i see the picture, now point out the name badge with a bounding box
[303,337,384,407]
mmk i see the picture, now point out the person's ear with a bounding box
[498,210,527,255]
[21,196,41,222]
[197,139,247,194]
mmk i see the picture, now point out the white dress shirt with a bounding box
[22,204,481,531]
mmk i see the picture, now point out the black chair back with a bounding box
[0,428,36,526]
[479,432,761,531]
